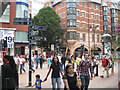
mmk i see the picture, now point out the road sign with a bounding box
[13,22,32,25]
[13,18,32,22]
[30,26,47,30]
[32,36,46,41]
[31,30,39,36]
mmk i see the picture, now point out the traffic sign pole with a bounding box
[28,13,32,86]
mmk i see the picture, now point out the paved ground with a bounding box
[18,61,119,89]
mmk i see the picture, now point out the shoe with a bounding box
[33,70,35,73]
[107,76,109,77]
[100,75,104,78]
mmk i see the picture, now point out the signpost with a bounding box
[30,26,47,30]
[13,17,47,86]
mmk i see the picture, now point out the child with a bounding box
[32,74,42,89]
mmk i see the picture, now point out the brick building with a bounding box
[0,0,30,57]
[44,0,120,57]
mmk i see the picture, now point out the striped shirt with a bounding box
[77,60,93,77]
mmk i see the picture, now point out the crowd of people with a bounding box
[0,52,116,90]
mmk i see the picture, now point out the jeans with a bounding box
[80,75,90,90]
[20,64,26,74]
[51,77,61,90]
[36,62,38,69]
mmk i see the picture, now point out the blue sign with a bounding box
[32,36,46,41]
[13,22,32,25]
[13,18,32,22]
[30,26,47,30]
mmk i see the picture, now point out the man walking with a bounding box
[100,55,109,78]
[77,54,93,90]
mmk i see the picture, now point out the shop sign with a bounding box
[0,30,14,48]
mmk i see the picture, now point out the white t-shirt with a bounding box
[19,58,25,64]
[14,57,20,65]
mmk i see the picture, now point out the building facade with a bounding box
[44,0,120,57]
[0,0,30,57]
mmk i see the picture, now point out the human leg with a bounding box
[80,75,85,90]
[52,78,56,90]
[84,75,90,90]
[56,77,61,89]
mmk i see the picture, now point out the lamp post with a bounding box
[102,2,112,58]
[90,25,99,56]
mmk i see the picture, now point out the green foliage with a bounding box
[113,34,120,49]
[32,6,64,50]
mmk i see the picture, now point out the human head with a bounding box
[53,56,59,64]
[36,74,40,80]
[16,54,19,57]
[64,63,74,75]
[103,55,106,59]
[84,54,89,60]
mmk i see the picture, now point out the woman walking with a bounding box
[44,56,63,90]
[63,63,80,90]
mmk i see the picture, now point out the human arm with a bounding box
[63,79,70,90]
[90,61,93,80]
[43,68,52,81]
[60,68,64,77]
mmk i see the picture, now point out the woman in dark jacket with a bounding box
[2,55,19,89]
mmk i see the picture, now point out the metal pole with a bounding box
[94,28,95,56]
[29,13,32,86]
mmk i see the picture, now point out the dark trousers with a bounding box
[40,62,43,69]
[20,64,26,74]
[80,75,90,90]
[94,65,98,76]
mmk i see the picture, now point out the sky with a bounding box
[32,0,120,17]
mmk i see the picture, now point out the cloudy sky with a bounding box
[32,0,120,17]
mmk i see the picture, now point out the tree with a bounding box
[32,6,64,50]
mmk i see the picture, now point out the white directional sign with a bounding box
[51,44,54,51]
[30,26,47,30]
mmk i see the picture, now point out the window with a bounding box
[46,3,48,6]
[103,7,107,11]
[67,20,76,26]
[82,23,85,28]
[76,11,80,16]
[96,15,99,20]
[96,5,99,10]
[111,9,115,13]
[67,8,76,14]
[76,2,79,5]
[83,34,86,41]
[76,22,80,27]
[97,35,99,42]
[91,3,94,9]
[61,3,63,8]
[82,12,85,17]
[0,5,10,23]
[91,14,94,19]
[16,4,28,18]
[92,34,95,42]
[67,32,76,40]
[103,16,107,20]
[61,13,63,19]
[77,33,80,40]
[57,5,59,10]
[82,2,85,6]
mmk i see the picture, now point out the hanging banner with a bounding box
[0,30,14,48]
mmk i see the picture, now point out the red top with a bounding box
[102,59,109,67]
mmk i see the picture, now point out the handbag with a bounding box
[77,79,82,86]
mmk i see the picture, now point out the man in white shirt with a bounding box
[14,54,20,71]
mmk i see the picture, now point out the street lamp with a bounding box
[90,25,99,56]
